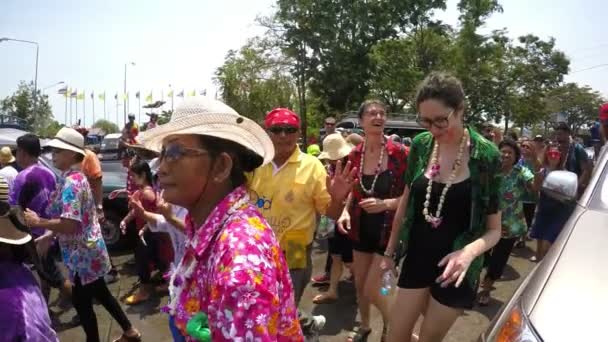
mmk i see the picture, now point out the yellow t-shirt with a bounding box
[247,148,331,269]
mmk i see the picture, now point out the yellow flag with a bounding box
[167,89,174,97]
[77,91,85,100]
[145,91,153,103]
[122,92,129,101]
[98,92,105,101]
[188,89,196,97]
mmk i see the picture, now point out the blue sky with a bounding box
[1,0,607,127]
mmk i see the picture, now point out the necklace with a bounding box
[359,137,386,196]
[423,129,468,228]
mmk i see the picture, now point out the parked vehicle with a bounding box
[480,146,608,341]
[98,133,122,161]
[330,112,425,138]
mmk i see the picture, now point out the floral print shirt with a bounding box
[47,170,111,285]
[166,186,303,341]
[500,165,534,238]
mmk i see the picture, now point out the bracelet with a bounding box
[383,250,395,258]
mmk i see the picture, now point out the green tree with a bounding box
[215,38,296,123]
[92,119,119,135]
[545,83,605,133]
[37,120,64,138]
[0,81,54,132]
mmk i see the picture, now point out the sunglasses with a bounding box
[416,110,454,129]
[268,126,298,135]
[325,122,335,126]
[160,144,209,163]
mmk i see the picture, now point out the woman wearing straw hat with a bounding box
[0,146,19,188]
[24,127,141,342]
[139,97,306,341]
[313,133,355,305]
[0,175,59,341]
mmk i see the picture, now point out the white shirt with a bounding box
[147,206,187,269]
[0,165,19,191]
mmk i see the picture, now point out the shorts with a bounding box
[328,231,353,263]
[397,248,477,310]
[351,222,387,256]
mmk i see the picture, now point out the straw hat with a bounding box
[318,133,352,161]
[140,97,274,167]
[44,127,86,156]
[0,176,30,245]
[0,146,15,164]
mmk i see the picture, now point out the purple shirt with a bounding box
[0,261,58,342]
[9,163,57,237]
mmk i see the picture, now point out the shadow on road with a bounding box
[311,282,359,335]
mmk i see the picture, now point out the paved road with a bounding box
[55,239,536,341]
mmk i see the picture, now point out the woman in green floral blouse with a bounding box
[477,139,542,306]
[382,72,502,342]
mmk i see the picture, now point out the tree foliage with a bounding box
[546,83,605,132]
[0,81,54,133]
[92,119,119,134]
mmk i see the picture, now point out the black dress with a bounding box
[397,175,477,309]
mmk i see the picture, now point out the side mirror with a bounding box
[542,170,578,202]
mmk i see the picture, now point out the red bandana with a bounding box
[264,108,301,128]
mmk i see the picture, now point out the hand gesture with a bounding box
[436,248,475,288]
[359,198,387,214]
[336,211,351,235]
[129,198,145,218]
[157,196,173,218]
[326,160,357,203]
[24,208,41,227]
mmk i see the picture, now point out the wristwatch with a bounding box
[96,205,103,211]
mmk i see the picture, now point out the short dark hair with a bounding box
[74,153,85,163]
[198,136,262,188]
[16,134,41,158]
[555,122,571,133]
[499,139,521,166]
[357,99,387,119]
[415,72,466,112]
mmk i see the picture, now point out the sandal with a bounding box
[124,288,151,305]
[313,293,338,304]
[478,289,491,306]
[112,332,142,342]
[347,327,372,342]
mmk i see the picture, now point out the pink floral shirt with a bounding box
[167,186,303,341]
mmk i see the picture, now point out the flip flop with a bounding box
[347,327,372,342]
[313,293,338,304]
[112,332,142,342]
[478,289,491,306]
[124,290,151,305]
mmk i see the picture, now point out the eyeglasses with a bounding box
[416,110,454,129]
[268,126,298,135]
[160,144,209,163]
[325,122,335,126]
[363,110,386,118]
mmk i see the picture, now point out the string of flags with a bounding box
[57,86,208,103]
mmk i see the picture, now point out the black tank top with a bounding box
[409,175,472,254]
[359,170,392,228]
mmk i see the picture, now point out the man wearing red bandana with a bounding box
[248,108,356,336]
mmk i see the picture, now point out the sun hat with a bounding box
[44,127,86,156]
[139,97,274,167]
[0,147,15,164]
[318,133,352,161]
[0,176,30,245]
[599,103,608,123]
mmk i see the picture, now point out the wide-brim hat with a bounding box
[139,97,274,166]
[44,127,86,156]
[0,147,15,164]
[318,133,352,161]
[0,203,31,246]
[124,139,160,159]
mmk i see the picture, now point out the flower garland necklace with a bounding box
[359,137,386,196]
[164,194,250,315]
[423,129,468,228]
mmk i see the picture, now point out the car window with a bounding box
[101,138,119,149]
[589,145,608,212]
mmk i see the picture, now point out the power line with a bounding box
[571,63,608,74]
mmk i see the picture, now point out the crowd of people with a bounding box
[0,71,604,342]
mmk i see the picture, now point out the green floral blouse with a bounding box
[500,165,534,239]
[400,127,501,289]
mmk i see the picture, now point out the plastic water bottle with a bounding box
[380,270,396,296]
[317,216,335,239]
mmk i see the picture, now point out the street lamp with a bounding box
[0,37,39,101]
[124,61,136,124]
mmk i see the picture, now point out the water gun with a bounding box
[186,312,211,341]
